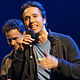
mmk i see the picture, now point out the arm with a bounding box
[39,35,80,79]
[1,54,12,80]
[58,35,80,79]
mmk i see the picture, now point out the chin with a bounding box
[14,48,18,51]
[14,49,18,51]
[34,30,39,34]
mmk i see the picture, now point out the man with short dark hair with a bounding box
[20,1,80,80]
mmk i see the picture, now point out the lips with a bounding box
[13,45,19,50]
[31,25,38,30]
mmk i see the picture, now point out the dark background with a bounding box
[0,0,80,68]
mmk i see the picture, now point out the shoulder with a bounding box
[2,50,14,64]
[52,32,71,40]
[48,29,70,40]
[1,51,14,75]
[49,31,79,49]
[51,31,74,43]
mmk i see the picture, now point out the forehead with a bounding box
[6,29,22,38]
[23,7,41,16]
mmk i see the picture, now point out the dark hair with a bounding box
[2,19,26,34]
[21,0,47,27]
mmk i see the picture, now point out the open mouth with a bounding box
[31,25,38,30]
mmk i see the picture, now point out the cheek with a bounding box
[16,45,19,48]
[38,17,44,25]
[24,18,30,25]
[7,41,10,45]
[24,21,29,29]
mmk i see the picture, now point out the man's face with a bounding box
[22,7,46,34]
[5,29,23,51]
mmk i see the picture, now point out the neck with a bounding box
[14,44,24,54]
[37,27,48,44]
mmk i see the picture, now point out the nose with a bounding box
[11,40,16,45]
[30,16,34,23]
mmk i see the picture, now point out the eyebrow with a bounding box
[7,37,19,39]
[32,13,38,16]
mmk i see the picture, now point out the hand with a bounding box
[17,34,35,45]
[22,34,35,45]
[39,54,58,69]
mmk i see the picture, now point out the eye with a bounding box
[8,39,11,42]
[13,38,18,40]
[24,16,30,21]
[33,15,37,17]
[33,15,38,18]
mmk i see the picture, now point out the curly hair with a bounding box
[3,19,26,34]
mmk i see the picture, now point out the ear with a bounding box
[43,18,46,25]
[23,31,26,35]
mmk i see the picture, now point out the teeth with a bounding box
[30,24,38,30]
[31,25,37,30]
[32,25,37,27]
